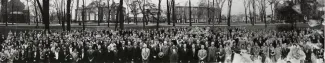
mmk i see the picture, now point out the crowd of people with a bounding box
[0,27,324,63]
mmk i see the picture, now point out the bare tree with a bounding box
[67,0,72,31]
[227,0,233,26]
[36,0,50,33]
[189,0,192,26]
[167,0,170,25]
[75,0,79,25]
[207,0,210,24]
[119,0,124,30]
[1,0,8,26]
[32,0,40,28]
[257,0,267,27]
[96,0,103,26]
[172,0,175,26]
[107,0,110,27]
[156,0,161,30]
[27,0,31,25]
[137,0,147,28]
[244,0,249,24]
[82,0,86,30]
[251,0,256,26]
[268,0,275,24]
[216,0,226,24]
[126,0,139,25]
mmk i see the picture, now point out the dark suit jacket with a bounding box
[58,50,65,62]
[180,47,190,63]
[126,46,134,61]
[132,46,142,62]
[118,47,127,62]
[95,50,104,62]
[189,48,198,63]
[207,47,217,62]
[150,46,159,62]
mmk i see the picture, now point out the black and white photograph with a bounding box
[0,0,324,63]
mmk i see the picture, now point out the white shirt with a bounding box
[55,51,59,60]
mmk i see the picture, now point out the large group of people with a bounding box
[0,27,324,63]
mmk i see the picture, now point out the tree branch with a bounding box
[35,0,43,12]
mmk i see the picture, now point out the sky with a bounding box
[17,0,269,15]
[17,0,325,19]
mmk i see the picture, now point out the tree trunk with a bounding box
[172,0,175,26]
[119,0,124,30]
[167,0,170,25]
[135,14,137,25]
[189,0,192,26]
[227,0,232,26]
[212,0,215,26]
[97,7,101,26]
[207,0,210,24]
[62,9,66,31]
[34,0,38,28]
[245,9,248,24]
[244,0,248,24]
[252,0,256,26]
[67,0,72,31]
[157,0,161,30]
[27,0,30,25]
[82,0,86,30]
[107,0,110,27]
[115,10,119,30]
[142,0,146,29]
[2,0,8,26]
[218,10,222,24]
[11,3,14,25]
[43,0,50,33]
[271,3,273,24]
[75,0,79,25]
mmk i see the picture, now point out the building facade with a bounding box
[75,1,126,23]
[175,6,220,23]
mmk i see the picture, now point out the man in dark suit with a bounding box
[207,42,217,62]
[180,44,190,63]
[58,47,66,63]
[95,45,104,63]
[161,41,170,63]
[126,41,134,63]
[132,42,141,63]
[87,46,95,63]
[189,44,198,63]
[217,44,225,63]
[152,43,160,63]
[27,46,34,63]
[118,41,127,63]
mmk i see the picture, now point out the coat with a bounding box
[207,46,217,62]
